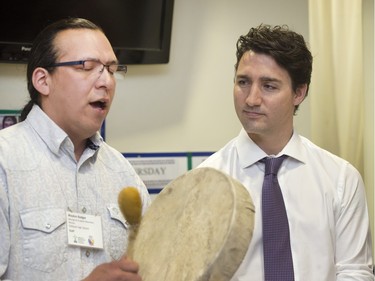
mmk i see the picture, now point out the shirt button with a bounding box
[86,250,90,257]
[45,223,51,230]
[82,207,87,213]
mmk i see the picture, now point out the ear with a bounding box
[293,84,308,106]
[32,67,51,96]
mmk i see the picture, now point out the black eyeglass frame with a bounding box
[47,60,127,74]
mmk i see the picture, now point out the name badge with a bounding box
[66,211,104,249]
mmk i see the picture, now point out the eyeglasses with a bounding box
[48,60,127,75]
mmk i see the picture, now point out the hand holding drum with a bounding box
[118,167,255,281]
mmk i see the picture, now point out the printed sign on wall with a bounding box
[124,152,213,197]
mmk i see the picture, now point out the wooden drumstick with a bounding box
[118,187,142,258]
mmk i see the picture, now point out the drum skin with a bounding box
[130,167,255,281]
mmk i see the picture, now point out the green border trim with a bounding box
[187,152,192,170]
[0,110,21,115]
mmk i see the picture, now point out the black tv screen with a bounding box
[0,0,174,64]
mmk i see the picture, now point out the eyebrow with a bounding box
[235,74,249,80]
[84,57,119,65]
[259,76,282,84]
[235,74,282,84]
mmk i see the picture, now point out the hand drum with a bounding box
[131,167,255,281]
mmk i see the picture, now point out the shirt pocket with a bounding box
[107,204,129,260]
[20,207,67,272]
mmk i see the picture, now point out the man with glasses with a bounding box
[0,18,150,280]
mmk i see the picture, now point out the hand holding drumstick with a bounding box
[83,187,144,281]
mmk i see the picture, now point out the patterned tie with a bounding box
[262,155,294,281]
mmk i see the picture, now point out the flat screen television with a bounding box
[0,0,174,64]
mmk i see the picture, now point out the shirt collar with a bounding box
[236,128,307,169]
[26,105,103,155]
[279,132,307,164]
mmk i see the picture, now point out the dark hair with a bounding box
[235,24,313,113]
[20,18,103,121]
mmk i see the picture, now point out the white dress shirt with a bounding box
[199,128,373,281]
[0,105,151,281]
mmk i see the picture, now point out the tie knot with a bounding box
[262,155,287,175]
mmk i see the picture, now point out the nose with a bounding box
[245,85,262,106]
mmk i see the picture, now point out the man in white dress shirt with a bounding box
[199,24,373,280]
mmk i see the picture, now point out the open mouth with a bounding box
[90,101,107,110]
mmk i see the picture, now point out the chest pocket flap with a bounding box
[20,207,66,233]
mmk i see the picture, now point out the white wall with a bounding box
[0,0,310,154]
[109,0,310,153]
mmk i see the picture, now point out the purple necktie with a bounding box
[262,156,294,281]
